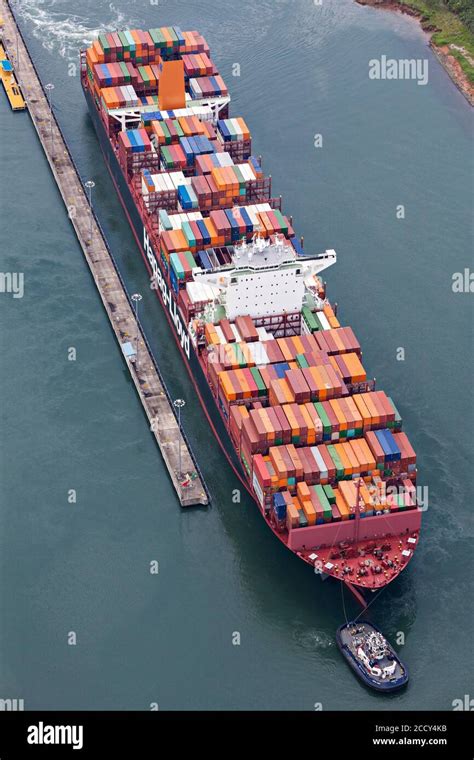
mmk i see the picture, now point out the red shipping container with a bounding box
[318,445,337,480]
[271,405,292,444]
[264,340,285,364]
[365,431,386,464]
[285,369,311,403]
[219,319,235,343]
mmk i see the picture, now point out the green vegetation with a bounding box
[398,1,474,84]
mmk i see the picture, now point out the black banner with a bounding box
[0,710,471,757]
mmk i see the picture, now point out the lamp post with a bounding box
[45,83,54,157]
[131,293,142,368]
[173,399,185,481]
[84,180,95,244]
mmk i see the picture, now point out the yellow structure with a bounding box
[0,27,26,110]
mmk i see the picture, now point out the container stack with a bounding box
[141,170,193,212]
[169,250,197,292]
[92,28,209,65]
[182,53,216,78]
[189,75,229,99]
[100,85,139,110]
[217,118,252,161]
[118,128,160,176]
[158,144,187,171]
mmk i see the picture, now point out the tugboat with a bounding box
[336,621,409,692]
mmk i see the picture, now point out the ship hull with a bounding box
[82,84,420,599]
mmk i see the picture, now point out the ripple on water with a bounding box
[16,0,136,59]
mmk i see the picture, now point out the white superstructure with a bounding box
[189,235,336,321]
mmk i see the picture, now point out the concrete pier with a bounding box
[1,0,209,506]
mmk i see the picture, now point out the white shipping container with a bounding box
[310,447,328,479]
[217,152,234,167]
[317,312,331,331]
[246,207,260,230]
[238,164,255,182]
[248,342,269,365]
[229,324,241,343]
[190,78,202,97]
[230,118,243,140]
[214,325,226,344]
[169,171,186,189]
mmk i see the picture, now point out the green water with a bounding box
[0,0,472,709]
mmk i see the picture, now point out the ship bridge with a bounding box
[192,236,336,321]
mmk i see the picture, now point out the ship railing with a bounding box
[9,5,211,504]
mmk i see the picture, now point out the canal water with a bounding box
[0,0,472,709]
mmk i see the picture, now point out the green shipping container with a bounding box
[298,510,308,528]
[159,209,172,230]
[313,312,325,331]
[161,121,171,144]
[313,402,331,435]
[302,306,318,333]
[181,221,196,248]
[182,250,196,270]
[167,27,179,45]
[118,32,131,52]
[314,485,332,520]
[296,353,309,369]
[172,119,185,139]
[327,445,344,479]
[387,396,403,428]
[170,253,185,280]
[250,367,266,397]
[231,343,246,368]
[119,62,131,82]
[98,34,110,53]
[273,209,288,235]
[138,66,150,85]
[149,28,167,48]
[323,484,336,504]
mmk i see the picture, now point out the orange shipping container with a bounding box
[335,491,350,520]
[349,439,369,472]
[297,481,312,503]
[269,447,287,482]
[353,393,372,427]
[219,372,236,401]
[298,496,316,526]
[290,335,305,355]
[333,443,353,476]
[286,502,300,529]
[356,438,377,472]
[299,404,317,445]
[343,352,367,383]
[304,403,324,440]
[343,395,363,430]
[331,329,347,354]
[329,399,348,431]
[286,444,304,479]
[342,440,361,473]
[234,369,251,398]
[283,404,300,438]
[260,408,276,441]
[361,393,381,426]
[205,323,219,345]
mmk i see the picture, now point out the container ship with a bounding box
[80,27,421,605]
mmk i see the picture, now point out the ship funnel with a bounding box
[158,60,186,110]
